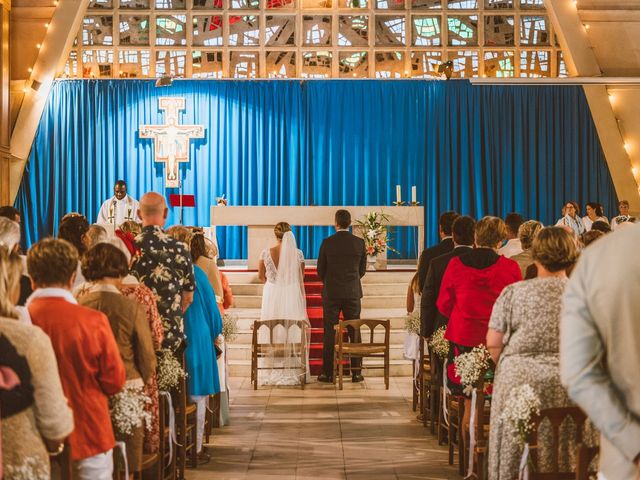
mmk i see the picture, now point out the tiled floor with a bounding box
[187,377,459,480]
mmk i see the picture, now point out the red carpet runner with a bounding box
[304,270,326,376]
[304,270,352,376]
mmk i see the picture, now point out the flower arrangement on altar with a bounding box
[454,345,491,395]
[355,211,398,257]
[429,326,450,360]
[156,348,187,391]
[109,385,152,436]
[222,312,239,342]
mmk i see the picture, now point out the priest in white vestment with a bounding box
[96,180,139,227]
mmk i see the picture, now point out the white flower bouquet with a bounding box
[156,348,187,391]
[454,345,491,395]
[222,312,239,342]
[404,311,421,336]
[429,326,450,360]
[502,384,541,442]
[109,385,152,436]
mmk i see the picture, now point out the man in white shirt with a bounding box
[611,199,636,230]
[96,180,139,228]
[561,223,640,479]
[498,212,524,257]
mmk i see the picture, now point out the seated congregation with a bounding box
[406,203,639,480]
[0,193,233,480]
[0,195,638,480]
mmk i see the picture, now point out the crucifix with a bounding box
[140,97,205,188]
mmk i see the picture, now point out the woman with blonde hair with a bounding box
[0,217,32,308]
[257,222,310,385]
[487,227,580,479]
[0,247,74,478]
[190,230,224,312]
[509,220,543,277]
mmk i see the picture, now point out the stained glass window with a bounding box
[65,0,563,78]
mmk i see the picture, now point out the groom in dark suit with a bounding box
[317,209,367,383]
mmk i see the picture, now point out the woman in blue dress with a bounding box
[166,226,222,463]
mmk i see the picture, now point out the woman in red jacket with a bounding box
[437,216,522,395]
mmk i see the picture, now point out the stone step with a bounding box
[223,270,414,285]
[232,294,406,309]
[228,327,410,345]
[225,342,411,361]
[228,359,413,377]
[230,282,409,296]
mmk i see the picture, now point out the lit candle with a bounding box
[411,186,416,204]
[396,185,401,204]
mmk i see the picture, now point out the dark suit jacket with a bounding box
[420,245,473,337]
[317,230,367,300]
[416,237,455,292]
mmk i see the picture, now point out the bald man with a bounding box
[130,192,195,351]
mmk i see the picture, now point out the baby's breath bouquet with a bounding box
[109,385,152,436]
[222,312,239,342]
[502,384,541,478]
[454,345,491,395]
[404,311,421,336]
[429,326,450,360]
[156,348,187,391]
[502,384,541,442]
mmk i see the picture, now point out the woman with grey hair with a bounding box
[510,220,543,277]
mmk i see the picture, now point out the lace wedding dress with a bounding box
[258,231,311,385]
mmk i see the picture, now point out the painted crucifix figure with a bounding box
[140,97,205,188]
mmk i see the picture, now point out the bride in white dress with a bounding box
[257,222,310,385]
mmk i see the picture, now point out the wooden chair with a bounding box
[413,337,428,415]
[133,391,166,480]
[251,319,308,390]
[420,346,441,434]
[159,391,177,480]
[205,393,221,444]
[575,444,599,480]
[528,406,588,480]
[49,441,73,480]
[446,392,466,476]
[437,385,448,445]
[468,382,492,480]
[174,362,198,478]
[332,319,390,390]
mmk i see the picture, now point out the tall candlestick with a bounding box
[411,186,416,204]
[396,185,401,204]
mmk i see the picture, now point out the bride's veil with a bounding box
[275,231,307,313]
[263,230,311,385]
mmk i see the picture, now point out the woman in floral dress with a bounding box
[486,227,579,479]
[116,232,164,454]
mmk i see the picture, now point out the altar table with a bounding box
[210,206,424,269]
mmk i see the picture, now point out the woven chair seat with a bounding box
[341,344,386,355]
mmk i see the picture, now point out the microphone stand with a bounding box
[179,178,184,225]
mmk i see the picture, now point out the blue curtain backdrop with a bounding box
[16,79,618,259]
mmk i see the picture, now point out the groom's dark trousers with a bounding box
[317,230,367,378]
